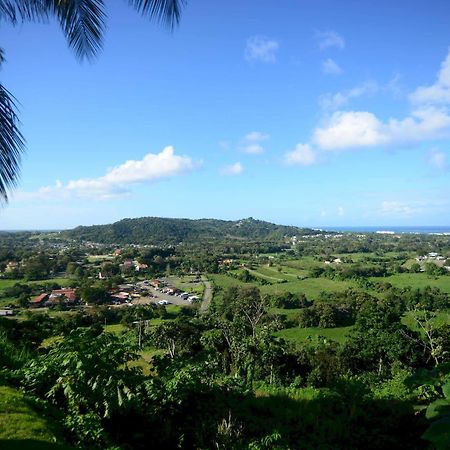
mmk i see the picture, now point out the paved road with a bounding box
[200,275,212,313]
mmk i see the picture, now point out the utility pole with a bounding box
[138,319,142,349]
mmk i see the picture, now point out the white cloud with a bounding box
[308,49,450,153]
[284,143,317,166]
[387,107,450,142]
[220,162,243,176]
[410,48,450,105]
[322,58,343,75]
[19,146,198,201]
[314,106,450,150]
[337,206,344,216]
[429,149,448,170]
[240,131,269,154]
[314,111,387,150]
[245,36,279,63]
[315,30,345,51]
[319,81,378,110]
[379,201,421,217]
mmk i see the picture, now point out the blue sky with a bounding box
[1,0,450,229]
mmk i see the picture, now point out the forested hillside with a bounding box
[63,217,319,245]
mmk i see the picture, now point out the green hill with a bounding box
[0,386,70,449]
[63,216,321,245]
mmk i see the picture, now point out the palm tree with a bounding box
[0,0,185,202]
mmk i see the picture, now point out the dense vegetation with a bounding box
[63,216,319,245]
[0,221,450,449]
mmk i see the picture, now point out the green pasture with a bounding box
[401,309,450,332]
[169,275,205,296]
[372,273,450,293]
[0,277,72,292]
[87,255,114,263]
[0,297,15,307]
[283,257,322,271]
[270,307,303,321]
[275,325,353,345]
[0,386,65,447]
[104,323,127,334]
[209,270,355,304]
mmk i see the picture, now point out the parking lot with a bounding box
[132,282,198,307]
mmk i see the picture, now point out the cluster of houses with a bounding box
[415,252,450,271]
[31,288,78,308]
[18,276,202,310]
[324,258,342,265]
[4,261,20,273]
[415,252,447,262]
[98,258,149,279]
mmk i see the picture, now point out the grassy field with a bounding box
[128,348,165,375]
[87,255,114,263]
[270,307,303,320]
[258,265,308,279]
[246,267,285,282]
[372,273,450,293]
[104,323,127,334]
[0,386,67,448]
[0,277,72,292]
[210,255,450,348]
[168,275,205,297]
[275,326,353,345]
[209,272,354,301]
[0,296,15,307]
[275,307,449,347]
[401,309,450,332]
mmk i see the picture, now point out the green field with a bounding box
[168,276,205,296]
[270,307,303,320]
[0,277,72,291]
[87,255,114,263]
[371,273,450,293]
[104,323,127,334]
[0,386,66,448]
[209,272,354,301]
[401,309,450,332]
[275,326,353,345]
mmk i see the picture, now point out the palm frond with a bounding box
[0,84,24,203]
[49,0,106,61]
[0,0,48,24]
[0,0,17,22]
[128,0,185,29]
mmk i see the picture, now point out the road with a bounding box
[200,275,212,313]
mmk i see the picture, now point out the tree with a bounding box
[405,308,450,367]
[0,0,185,201]
[234,287,269,339]
[149,319,200,359]
[23,328,143,447]
[408,363,450,450]
[79,285,110,305]
[343,300,421,375]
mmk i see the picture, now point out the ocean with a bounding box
[321,226,450,234]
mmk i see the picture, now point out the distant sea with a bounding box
[321,226,450,234]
